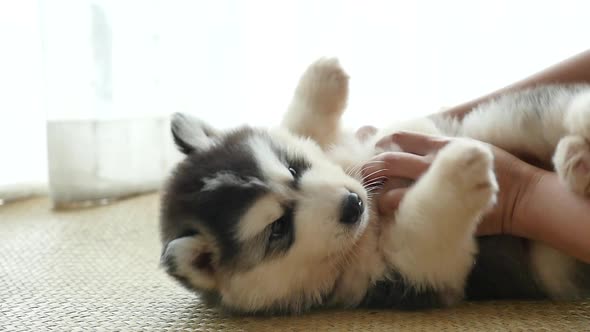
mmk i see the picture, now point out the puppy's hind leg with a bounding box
[281,58,349,148]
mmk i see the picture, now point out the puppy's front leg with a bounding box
[381,139,498,304]
[281,58,349,148]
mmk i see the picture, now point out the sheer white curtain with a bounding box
[2,0,589,206]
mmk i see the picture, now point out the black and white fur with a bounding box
[160,58,590,314]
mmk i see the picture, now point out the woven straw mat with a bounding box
[1,194,589,331]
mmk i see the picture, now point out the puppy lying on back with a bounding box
[160,58,590,314]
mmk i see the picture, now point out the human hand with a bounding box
[361,131,545,236]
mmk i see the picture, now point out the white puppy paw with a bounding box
[433,139,498,211]
[294,57,349,115]
[553,135,590,196]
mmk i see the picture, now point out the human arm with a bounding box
[442,49,590,120]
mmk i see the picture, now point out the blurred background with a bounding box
[1,0,589,206]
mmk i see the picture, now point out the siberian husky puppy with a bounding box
[160,58,590,314]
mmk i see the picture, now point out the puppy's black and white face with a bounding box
[160,113,369,313]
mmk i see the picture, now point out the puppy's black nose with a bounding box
[340,192,364,224]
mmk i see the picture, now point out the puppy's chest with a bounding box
[325,131,423,306]
[332,220,450,309]
[329,219,394,306]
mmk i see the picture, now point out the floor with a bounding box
[1,194,589,331]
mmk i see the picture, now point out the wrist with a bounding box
[508,167,590,263]
[510,167,550,238]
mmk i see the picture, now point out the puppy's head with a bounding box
[160,113,369,313]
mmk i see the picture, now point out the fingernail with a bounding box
[376,135,401,151]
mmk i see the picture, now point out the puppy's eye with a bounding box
[270,215,289,241]
[269,207,293,242]
[265,207,295,257]
[288,167,297,177]
[178,230,199,238]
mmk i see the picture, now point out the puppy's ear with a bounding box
[171,113,220,154]
[160,234,219,290]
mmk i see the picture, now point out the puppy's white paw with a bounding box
[433,140,498,210]
[295,57,349,114]
[553,135,590,196]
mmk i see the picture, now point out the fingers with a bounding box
[378,187,409,214]
[377,131,450,155]
[362,151,431,184]
[367,131,452,216]
[356,125,377,142]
